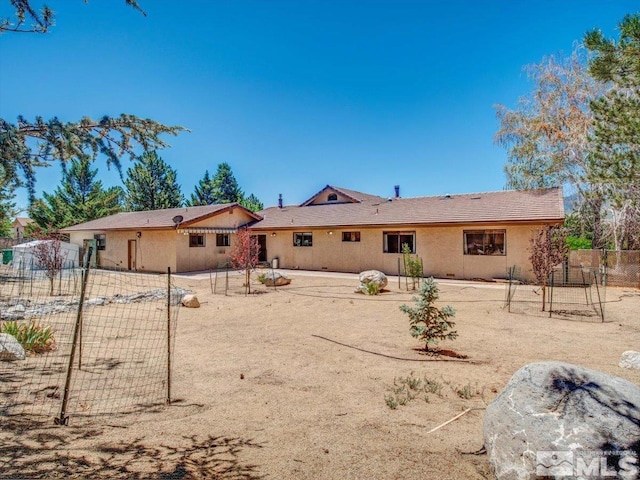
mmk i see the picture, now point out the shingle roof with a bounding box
[61,203,262,232]
[252,188,564,230]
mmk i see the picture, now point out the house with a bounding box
[61,185,564,281]
[248,185,565,282]
[61,204,261,273]
[12,217,34,239]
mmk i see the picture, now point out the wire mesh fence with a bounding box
[210,262,279,295]
[504,265,606,322]
[0,254,184,425]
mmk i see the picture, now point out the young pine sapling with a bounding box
[399,277,457,352]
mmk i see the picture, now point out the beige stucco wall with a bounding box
[257,223,551,281]
[69,230,178,272]
[174,207,257,272]
[66,207,258,273]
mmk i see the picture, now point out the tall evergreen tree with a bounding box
[124,151,184,211]
[188,164,264,211]
[187,170,216,206]
[29,157,123,231]
[585,14,640,249]
[0,185,17,237]
[211,162,243,204]
[239,193,264,212]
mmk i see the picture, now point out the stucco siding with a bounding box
[260,223,550,281]
[175,206,257,272]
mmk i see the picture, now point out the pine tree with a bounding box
[29,156,123,231]
[211,163,243,204]
[399,278,457,352]
[585,14,640,249]
[124,151,184,211]
[187,170,216,206]
[239,193,264,213]
[0,189,16,237]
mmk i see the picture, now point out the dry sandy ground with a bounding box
[1,271,639,479]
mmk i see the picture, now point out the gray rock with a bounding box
[355,270,388,294]
[484,361,640,480]
[619,350,640,370]
[263,271,291,287]
[181,294,200,308]
[7,304,26,313]
[0,333,26,361]
[85,297,108,306]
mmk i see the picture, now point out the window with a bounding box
[94,234,106,251]
[189,234,205,247]
[342,231,361,242]
[327,193,338,201]
[384,231,415,253]
[464,230,505,255]
[216,233,230,247]
[293,232,313,247]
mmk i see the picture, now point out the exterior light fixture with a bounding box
[271,232,277,237]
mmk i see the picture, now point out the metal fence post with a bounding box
[55,246,92,426]
[548,270,554,318]
[167,267,172,404]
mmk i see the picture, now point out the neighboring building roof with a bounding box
[12,217,33,227]
[61,203,262,232]
[252,187,565,230]
[300,185,385,206]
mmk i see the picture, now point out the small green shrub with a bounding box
[384,394,399,409]
[452,382,483,400]
[423,377,443,396]
[257,273,267,284]
[1,321,56,353]
[386,373,444,409]
[364,282,381,296]
[402,243,423,290]
[399,277,457,351]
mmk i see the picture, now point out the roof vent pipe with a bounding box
[394,185,400,198]
[278,194,283,209]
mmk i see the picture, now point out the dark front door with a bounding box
[128,239,136,270]
[256,235,267,262]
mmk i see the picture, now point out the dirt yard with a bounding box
[2,271,639,479]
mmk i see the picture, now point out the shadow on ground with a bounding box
[0,418,264,479]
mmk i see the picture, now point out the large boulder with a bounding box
[0,333,26,361]
[263,271,291,287]
[619,350,640,370]
[484,361,640,480]
[355,270,388,294]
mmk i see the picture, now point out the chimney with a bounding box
[394,185,400,198]
[278,194,283,209]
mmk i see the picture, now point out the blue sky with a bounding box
[0,0,636,212]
